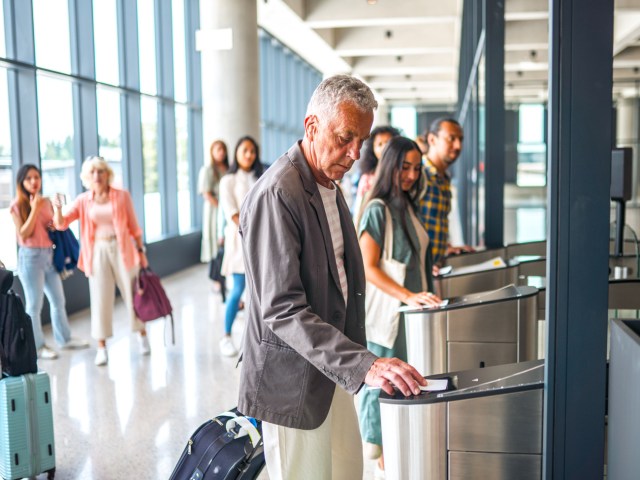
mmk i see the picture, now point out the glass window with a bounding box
[138,0,157,95]
[97,86,123,187]
[141,97,161,239]
[175,105,191,233]
[37,74,76,198]
[33,0,71,73]
[0,4,6,58]
[0,68,17,270]
[517,104,546,187]
[391,106,417,139]
[172,0,187,102]
[93,0,120,85]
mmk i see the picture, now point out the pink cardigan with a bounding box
[55,187,143,276]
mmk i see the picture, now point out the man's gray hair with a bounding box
[306,75,378,120]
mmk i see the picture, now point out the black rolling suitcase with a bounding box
[169,408,265,480]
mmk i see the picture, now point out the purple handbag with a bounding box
[133,268,175,344]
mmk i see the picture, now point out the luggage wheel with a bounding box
[47,467,56,479]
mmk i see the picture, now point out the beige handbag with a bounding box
[364,200,407,349]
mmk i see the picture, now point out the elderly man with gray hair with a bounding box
[238,75,426,479]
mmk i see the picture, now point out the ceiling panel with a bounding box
[259,0,640,106]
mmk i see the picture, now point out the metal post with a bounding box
[544,1,613,478]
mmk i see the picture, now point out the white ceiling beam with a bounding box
[365,73,456,83]
[257,0,351,75]
[335,23,454,51]
[306,16,458,29]
[506,50,549,62]
[505,19,548,47]
[303,0,457,27]
[505,70,548,81]
[352,53,455,69]
[505,62,548,72]
[613,11,640,55]
[368,80,455,89]
[354,66,454,77]
[505,0,548,16]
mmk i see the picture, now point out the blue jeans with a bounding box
[18,247,71,349]
[224,273,246,335]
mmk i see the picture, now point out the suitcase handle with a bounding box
[225,416,261,448]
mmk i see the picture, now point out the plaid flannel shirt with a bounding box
[419,159,452,264]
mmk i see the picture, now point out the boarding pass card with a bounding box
[419,378,449,392]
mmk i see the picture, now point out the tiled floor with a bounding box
[35,264,377,479]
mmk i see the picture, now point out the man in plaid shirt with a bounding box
[419,118,472,264]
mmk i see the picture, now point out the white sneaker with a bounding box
[94,347,108,366]
[219,336,238,357]
[138,334,151,355]
[61,337,90,349]
[374,464,386,480]
[37,345,58,360]
[364,442,382,460]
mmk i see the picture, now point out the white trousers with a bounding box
[263,387,363,480]
[88,239,142,340]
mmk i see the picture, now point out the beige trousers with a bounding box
[88,239,142,340]
[262,387,363,480]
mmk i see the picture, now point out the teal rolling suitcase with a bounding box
[0,372,55,479]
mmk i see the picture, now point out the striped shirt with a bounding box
[419,159,452,264]
[317,183,348,304]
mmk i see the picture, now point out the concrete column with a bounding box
[372,103,390,128]
[199,0,260,158]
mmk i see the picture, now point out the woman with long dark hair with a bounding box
[357,136,441,474]
[10,164,88,360]
[218,136,264,356]
[198,139,229,263]
[353,125,400,221]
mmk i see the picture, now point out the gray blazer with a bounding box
[238,142,378,430]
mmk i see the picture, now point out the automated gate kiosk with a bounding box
[444,240,546,269]
[379,360,544,480]
[402,285,538,376]
[435,258,545,298]
[608,319,640,479]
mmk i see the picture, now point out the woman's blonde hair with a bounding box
[80,155,114,189]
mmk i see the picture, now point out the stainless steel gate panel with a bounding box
[448,390,543,453]
[436,266,518,298]
[380,402,447,480]
[518,294,538,361]
[405,311,447,375]
[447,342,517,371]
[447,301,517,343]
[379,361,545,480]
[517,258,546,277]
[506,240,546,258]
[445,247,506,268]
[448,452,541,480]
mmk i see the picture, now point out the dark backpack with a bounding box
[133,268,175,344]
[0,268,38,377]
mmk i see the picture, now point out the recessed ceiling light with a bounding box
[367,0,378,4]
